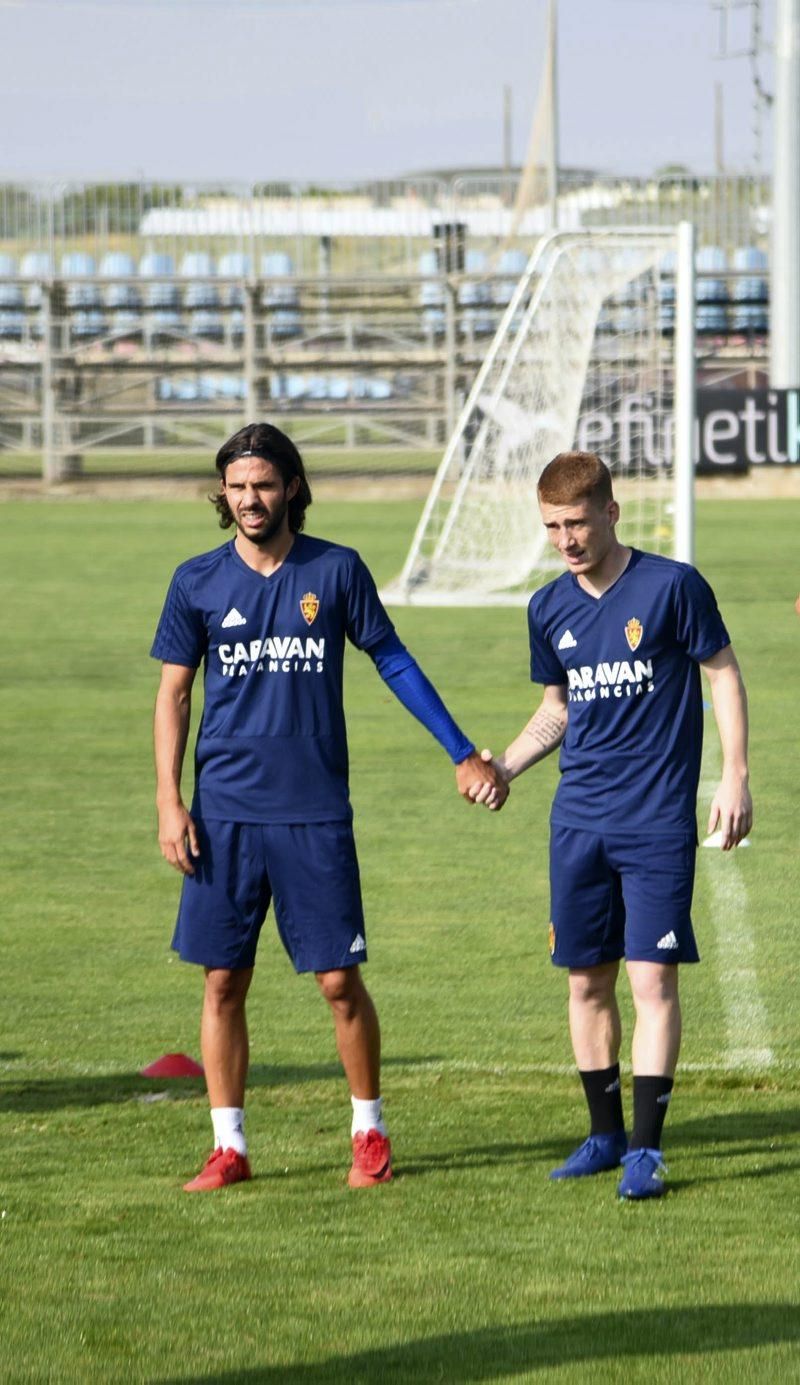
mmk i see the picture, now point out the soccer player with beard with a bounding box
[473,451,752,1199]
[152,422,507,1191]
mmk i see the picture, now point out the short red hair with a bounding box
[537,452,614,507]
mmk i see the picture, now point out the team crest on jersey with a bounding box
[548,922,556,956]
[624,617,643,652]
[300,591,320,626]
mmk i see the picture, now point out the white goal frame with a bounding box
[383,222,696,607]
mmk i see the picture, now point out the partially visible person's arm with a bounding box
[154,661,200,874]
[470,684,568,803]
[701,645,752,850]
[367,631,509,810]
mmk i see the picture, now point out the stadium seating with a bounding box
[0,253,23,308]
[20,251,53,308]
[180,252,220,309]
[260,253,301,338]
[188,309,225,342]
[139,253,181,309]
[109,310,141,340]
[731,246,768,333]
[156,373,247,403]
[459,250,494,336]
[657,249,677,334]
[99,252,140,309]
[60,253,103,308]
[268,373,394,402]
[418,250,445,336]
[0,253,24,337]
[217,252,251,307]
[695,246,729,333]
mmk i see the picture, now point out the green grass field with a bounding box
[0,445,440,480]
[1,492,799,1382]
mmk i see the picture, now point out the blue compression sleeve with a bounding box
[367,631,475,764]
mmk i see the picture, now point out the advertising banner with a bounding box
[573,389,800,475]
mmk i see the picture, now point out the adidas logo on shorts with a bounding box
[349,933,366,954]
[656,930,679,950]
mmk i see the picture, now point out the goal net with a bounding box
[382,228,690,607]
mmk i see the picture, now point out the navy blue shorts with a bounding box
[172,819,367,973]
[548,823,699,969]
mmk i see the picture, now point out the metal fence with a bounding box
[0,173,773,479]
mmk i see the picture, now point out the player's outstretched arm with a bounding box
[701,645,753,850]
[154,661,200,875]
[367,630,509,811]
[471,685,568,805]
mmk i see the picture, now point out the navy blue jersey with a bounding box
[527,549,730,833]
[151,535,394,823]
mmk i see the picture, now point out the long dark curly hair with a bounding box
[210,422,313,532]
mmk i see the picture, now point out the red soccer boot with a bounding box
[348,1128,393,1187]
[183,1146,252,1192]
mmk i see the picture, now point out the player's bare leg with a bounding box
[626,961,681,1076]
[551,961,626,1181]
[567,961,621,1068]
[201,966,254,1107]
[183,966,254,1191]
[316,965,380,1098]
[618,960,680,1199]
[316,965,391,1186]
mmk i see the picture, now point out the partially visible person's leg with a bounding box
[183,966,255,1192]
[550,962,628,1179]
[614,831,697,1199]
[172,819,269,1192]
[316,966,391,1187]
[568,961,622,1071]
[548,826,628,1180]
[201,964,254,1125]
[626,958,680,1148]
[315,965,380,1100]
[627,959,681,1081]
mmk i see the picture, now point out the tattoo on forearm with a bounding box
[524,708,566,751]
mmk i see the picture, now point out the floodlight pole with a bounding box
[674,221,696,565]
[547,0,559,229]
[771,0,800,388]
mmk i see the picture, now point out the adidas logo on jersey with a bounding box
[349,933,366,954]
[221,607,247,628]
[558,629,577,650]
[656,931,679,950]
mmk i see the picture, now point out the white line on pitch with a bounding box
[699,735,774,1070]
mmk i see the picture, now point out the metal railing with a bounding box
[0,172,774,479]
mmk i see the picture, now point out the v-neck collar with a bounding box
[571,546,641,604]
[227,533,302,584]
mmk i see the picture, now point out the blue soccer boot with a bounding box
[618,1147,667,1199]
[550,1130,628,1180]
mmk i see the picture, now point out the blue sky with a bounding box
[0,0,774,181]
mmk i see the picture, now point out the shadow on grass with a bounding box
[158,1304,800,1382]
[399,1137,564,1177]
[246,1137,565,1184]
[0,1055,442,1113]
[669,1106,800,1148]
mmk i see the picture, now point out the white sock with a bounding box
[350,1096,386,1137]
[211,1106,247,1156]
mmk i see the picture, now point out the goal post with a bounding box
[382,223,696,607]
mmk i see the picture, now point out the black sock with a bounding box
[579,1064,625,1136]
[630,1076,674,1151]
